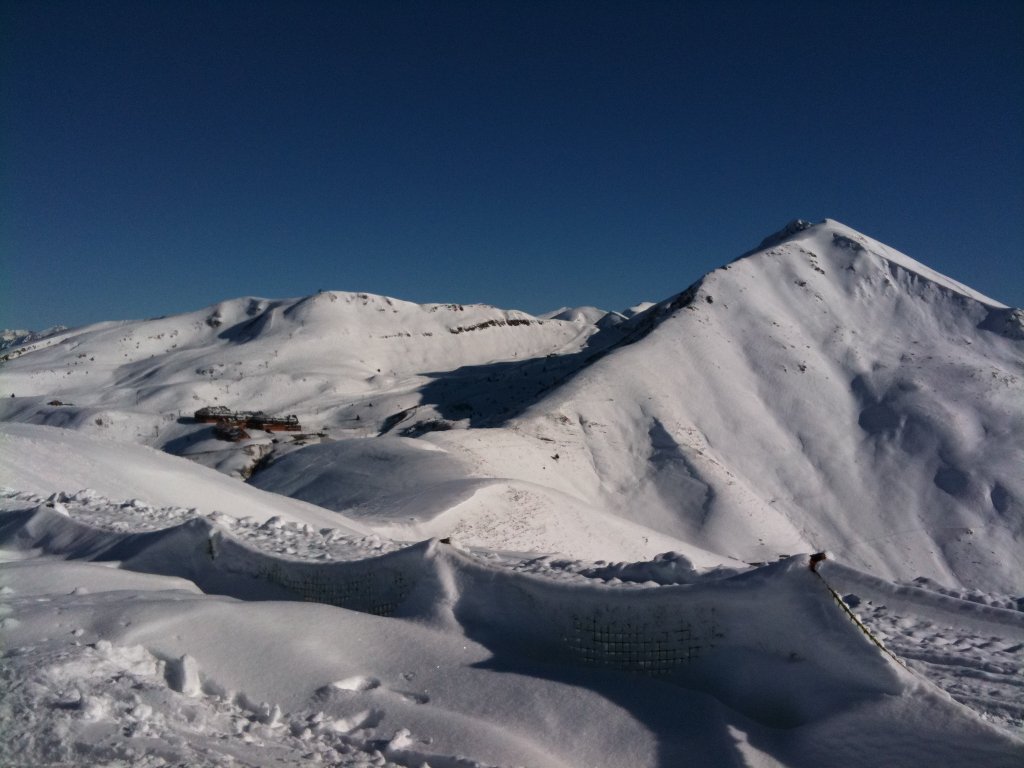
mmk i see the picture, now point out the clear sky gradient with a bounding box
[3,0,1022,330]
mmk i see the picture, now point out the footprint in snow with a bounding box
[330,707,384,733]
[395,690,429,704]
[319,675,428,705]
[329,675,381,692]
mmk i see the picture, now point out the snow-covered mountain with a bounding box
[2,219,1022,766]
[4,219,1018,588]
[0,293,595,436]
[502,219,1024,590]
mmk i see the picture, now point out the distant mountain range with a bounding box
[2,219,1021,591]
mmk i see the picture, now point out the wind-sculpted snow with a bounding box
[0,422,370,533]
[249,436,481,523]
[1,492,1022,766]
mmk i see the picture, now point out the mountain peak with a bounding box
[738,219,1007,310]
[754,218,816,251]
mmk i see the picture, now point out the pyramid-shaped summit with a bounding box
[501,219,1024,591]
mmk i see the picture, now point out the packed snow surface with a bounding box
[1,219,1022,765]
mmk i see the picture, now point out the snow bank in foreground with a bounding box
[2,494,1022,767]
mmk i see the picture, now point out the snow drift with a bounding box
[2,494,1021,766]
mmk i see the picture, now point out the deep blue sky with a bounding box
[3,0,1022,330]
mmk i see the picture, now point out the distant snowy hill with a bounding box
[0,325,67,350]
[1,219,1021,591]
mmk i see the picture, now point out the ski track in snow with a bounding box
[855,599,1024,734]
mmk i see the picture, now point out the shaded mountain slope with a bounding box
[498,220,1023,589]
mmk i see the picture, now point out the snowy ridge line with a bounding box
[213,522,901,685]
[209,530,428,616]
[2,501,911,705]
[0,498,420,613]
[207,536,916,722]
[0,487,390,556]
[747,218,1005,308]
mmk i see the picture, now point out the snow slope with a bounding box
[247,434,718,563]
[2,218,1023,765]
[2,493,1022,767]
[0,292,596,441]
[0,422,368,533]
[1,219,1020,590]
[249,219,1024,589]
[491,219,1024,589]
